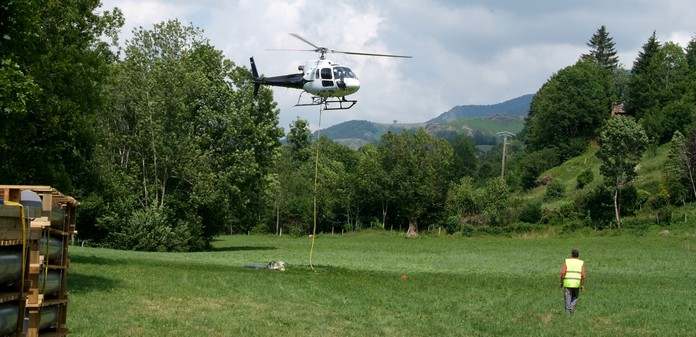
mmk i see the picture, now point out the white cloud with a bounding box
[102,0,196,37]
[98,0,696,131]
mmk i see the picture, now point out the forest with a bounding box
[2,1,696,251]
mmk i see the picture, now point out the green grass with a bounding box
[635,144,671,194]
[66,230,696,336]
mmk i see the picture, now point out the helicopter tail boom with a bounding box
[249,57,306,96]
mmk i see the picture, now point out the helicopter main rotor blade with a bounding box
[287,33,412,58]
[289,33,322,50]
[334,50,412,58]
[266,48,317,53]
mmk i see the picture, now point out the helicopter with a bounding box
[250,33,411,110]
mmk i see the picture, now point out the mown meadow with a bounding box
[66,228,695,336]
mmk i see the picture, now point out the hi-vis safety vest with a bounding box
[563,258,584,288]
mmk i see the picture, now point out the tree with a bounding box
[0,61,39,156]
[523,59,613,160]
[686,37,696,108]
[274,148,314,234]
[479,177,511,226]
[378,129,453,237]
[446,177,480,225]
[354,143,389,228]
[627,32,661,117]
[642,99,696,144]
[519,148,561,190]
[687,129,696,199]
[596,115,649,228]
[287,118,313,165]
[450,133,478,181]
[665,130,696,204]
[639,42,694,143]
[0,0,40,140]
[0,0,123,191]
[582,25,620,70]
[686,36,696,87]
[95,20,281,249]
[313,136,356,232]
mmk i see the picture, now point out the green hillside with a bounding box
[525,143,669,207]
[317,120,426,147]
[446,115,524,135]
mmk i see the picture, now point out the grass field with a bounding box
[66,229,695,337]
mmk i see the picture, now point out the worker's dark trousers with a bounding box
[564,287,580,312]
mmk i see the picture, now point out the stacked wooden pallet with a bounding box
[0,186,78,337]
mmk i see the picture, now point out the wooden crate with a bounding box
[0,186,78,337]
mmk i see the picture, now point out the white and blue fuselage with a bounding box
[250,57,360,98]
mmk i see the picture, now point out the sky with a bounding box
[98,0,696,131]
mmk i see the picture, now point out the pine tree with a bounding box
[685,37,696,94]
[632,32,661,74]
[626,32,661,117]
[582,25,619,70]
[686,37,696,69]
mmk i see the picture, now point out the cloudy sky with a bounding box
[98,0,696,131]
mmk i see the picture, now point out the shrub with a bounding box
[519,201,542,223]
[369,219,384,230]
[560,219,584,234]
[576,169,594,189]
[619,185,641,215]
[576,185,614,229]
[653,205,674,226]
[440,215,460,234]
[544,179,565,201]
[478,226,504,236]
[619,217,651,230]
[504,222,543,234]
[251,223,271,235]
[290,227,306,237]
[544,210,565,226]
[461,224,476,237]
[104,207,191,252]
[558,201,579,220]
[542,202,577,226]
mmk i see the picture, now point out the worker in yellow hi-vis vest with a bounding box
[560,248,585,313]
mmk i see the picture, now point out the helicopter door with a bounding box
[320,68,333,87]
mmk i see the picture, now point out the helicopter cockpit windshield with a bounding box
[333,66,357,80]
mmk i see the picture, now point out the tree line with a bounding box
[2,1,695,251]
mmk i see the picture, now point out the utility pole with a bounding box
[496,131,516,177]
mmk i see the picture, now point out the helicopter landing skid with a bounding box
[295,93,357,110]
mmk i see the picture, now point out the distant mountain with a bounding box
[427,94,534,124]
[316,120,422,148]
[317,94,534,148]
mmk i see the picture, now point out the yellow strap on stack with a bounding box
[3,200,27,332]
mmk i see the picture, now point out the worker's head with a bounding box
[571,249,580,258]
